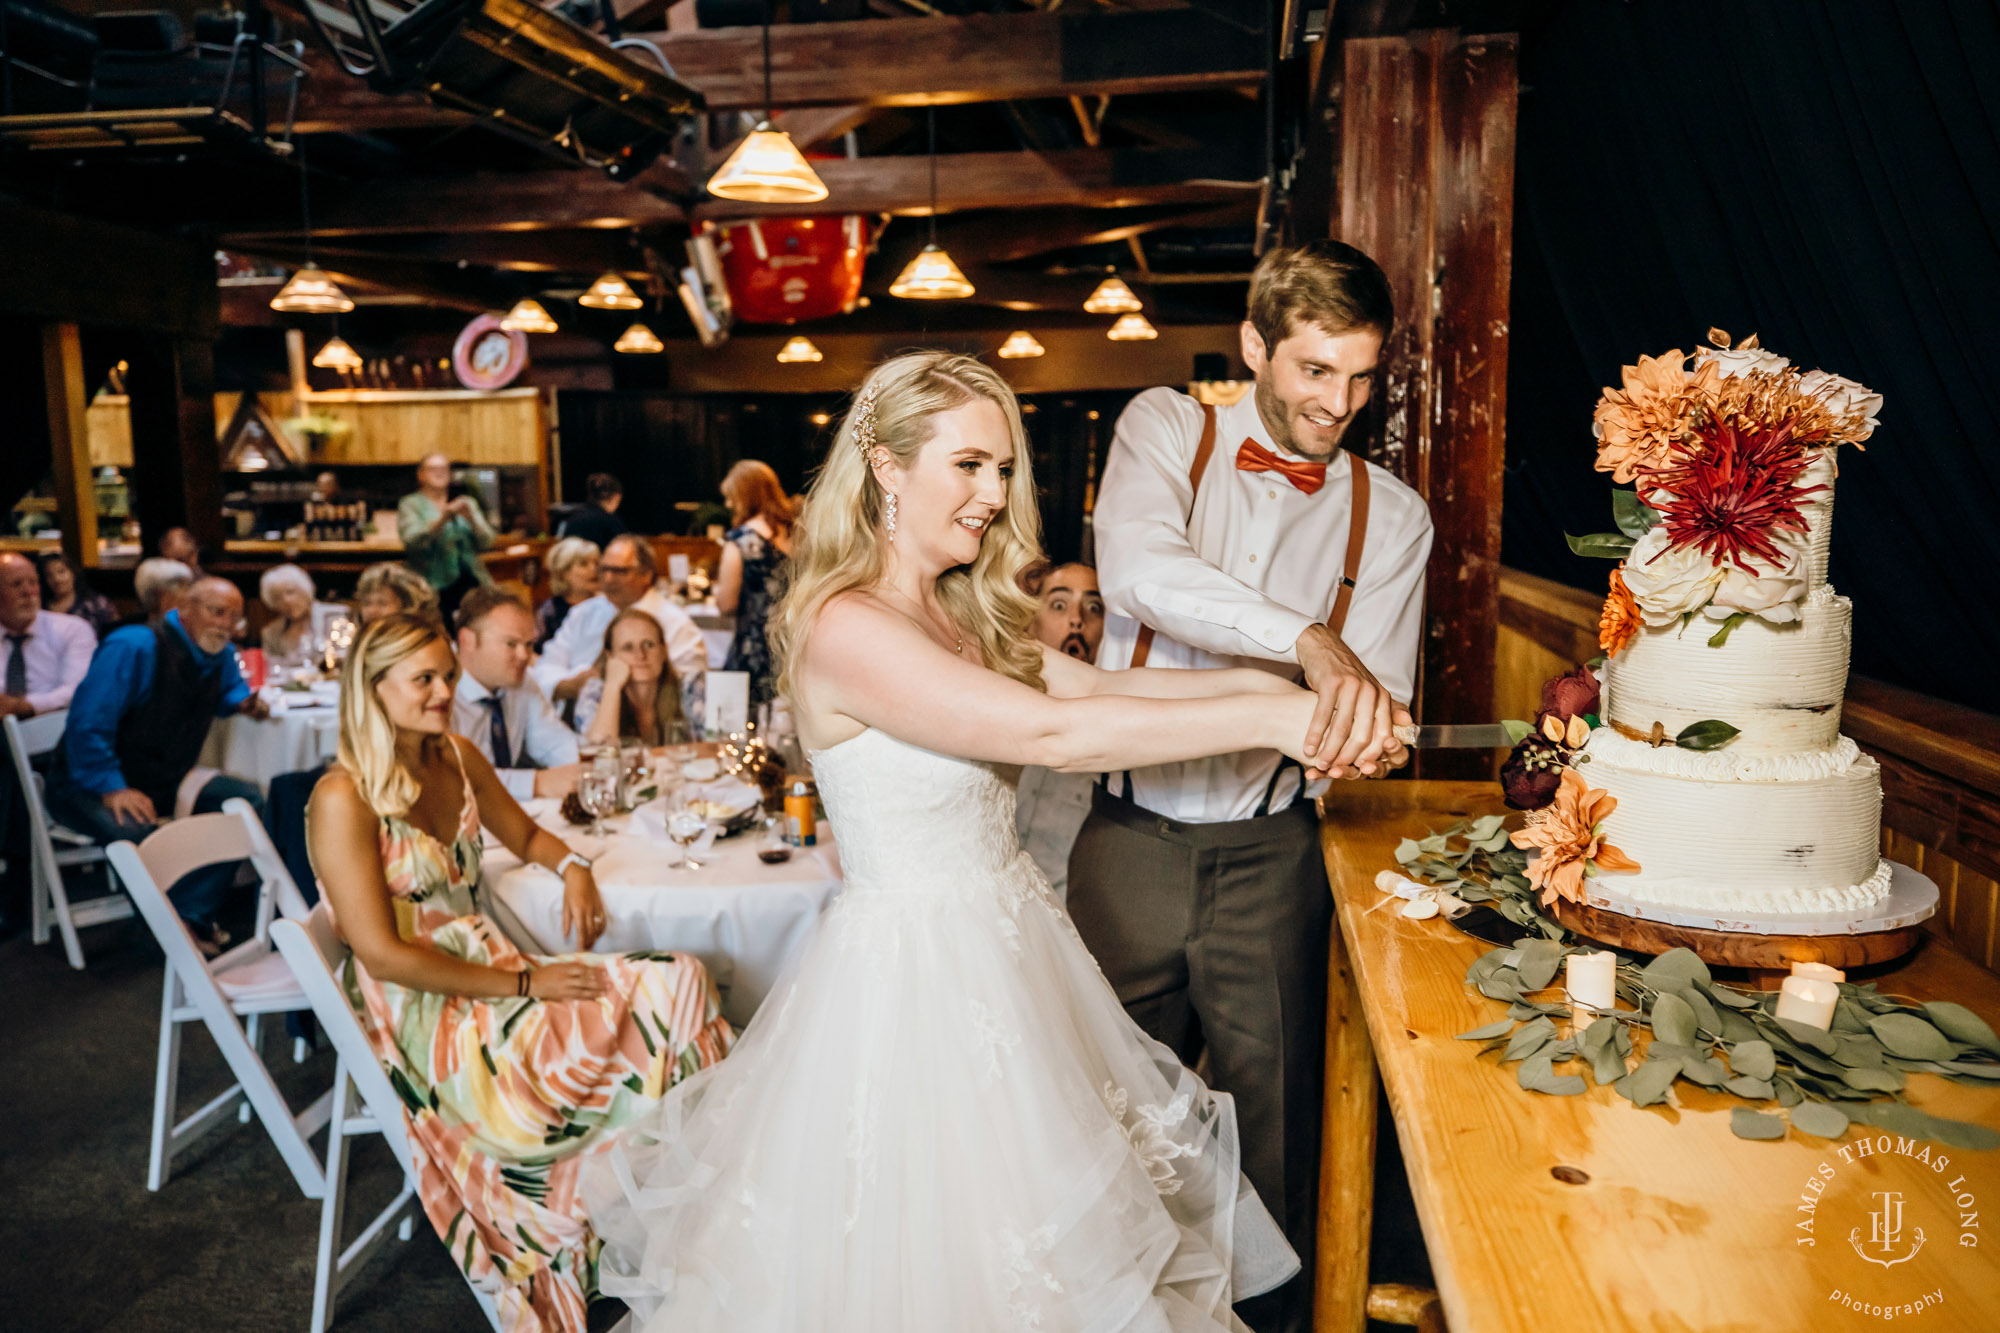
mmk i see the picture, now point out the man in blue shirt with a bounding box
[47,577,273,953]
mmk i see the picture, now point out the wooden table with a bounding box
[1316,780,2000,1333]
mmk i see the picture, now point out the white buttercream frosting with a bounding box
[1579,729,1863,782]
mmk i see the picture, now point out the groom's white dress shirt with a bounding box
[1093,387,1434,823]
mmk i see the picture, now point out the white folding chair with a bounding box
[272,905,500,1333]
[5,710,129,969]
[108,799,331,1198]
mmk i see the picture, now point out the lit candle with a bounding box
[1566,950,1618,1014]
[1775,975,1840,1030]
[1790,961,1846,984]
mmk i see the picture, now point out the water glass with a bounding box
[578,769,619,838]
[666,798,708,871]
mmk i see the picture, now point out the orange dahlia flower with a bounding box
[1591,350,1720,482]
[1509,768,1641,907]
[1599,567,1641,658]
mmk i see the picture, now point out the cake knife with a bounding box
[1392,723,1516,749]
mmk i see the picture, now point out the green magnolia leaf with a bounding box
[1775,1078,1805,1109]
[1519,1054,1587,1096]
[1830,999,1873,1034]
[1772,1016,1840,1057]
[1789,1101,1850,1139]
[1416,833,1449,854]
[1467,813,1507,842]
[1869,1013,1955,1062]
[1706,613,1751,648]
[1642,947,1712,990]
[1502,1016,1559,1064]
[1724,1075,1775,1100]
[1701,982,1758,1010]
[1501,718,1535,745]
[1478,969,1527,1002]
[1395,837,1423,864]
[1682,989,1723,1039]
[1651,992,1698,1047]
[1615,1058,1679,1108]
[1455,1019,1516,1042]
[1718,1011,1763,1045]
[1832,1034,1887,1070]
[1732,1040,1776,1082]
[1675,719,1742,751]
[1611,488,1662,539]
[1516,939,1565,993]
[1566,531,1637,560]
[1848,1101,2000,1151]
[1731,1108,1788,1141]
[1929,1058,2000,1082]
[1678,1056,1729,1088]
[1924,1001,2000,1056]
[1591,1038,1629,1087]
[1580,1016,1618,1054]
[1837,1065,1905,1094]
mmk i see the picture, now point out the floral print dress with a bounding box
[722,522,786,705]
[320,741,734,1332]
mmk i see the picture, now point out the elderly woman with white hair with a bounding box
[259,563,338,669]
[535,536,600,650]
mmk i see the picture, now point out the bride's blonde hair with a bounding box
[336,612,454,818]
[773,351,1045,697]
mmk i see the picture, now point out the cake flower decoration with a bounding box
[1509,768,1640,907]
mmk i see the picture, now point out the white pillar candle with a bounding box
[1790,960,1847,984]
[1566,950,1618,1013]
[1775,975,1840,1030]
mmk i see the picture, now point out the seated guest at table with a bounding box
[714,459,794,706]
[398,452,496,620]
[1011,560,1107,904]
[0,553,96,720]
[259,563,332,670]
[37,552,117,641]
[310,470,343,504]
[46,577,272,953]
[133,557,195,626]
[307,612,732,1333]
[531,534,705,709]
[573,608,703,749]
[451,587,581,801]
[356,561,440,627]
[536,537,600,651]
[556,472,627,549]
[158,526,204,579]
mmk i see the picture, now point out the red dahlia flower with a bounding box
[1641,417,1824,570]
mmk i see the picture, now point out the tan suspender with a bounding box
[1127,406,1371,670]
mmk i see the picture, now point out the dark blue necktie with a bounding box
[5,633,27,698]
[486,693,513,768]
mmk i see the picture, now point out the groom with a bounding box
[1069,240,1434,1333]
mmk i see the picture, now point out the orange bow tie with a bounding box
[1235,439,1327,496]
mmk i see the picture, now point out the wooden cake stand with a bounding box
[1548,861,1940,988]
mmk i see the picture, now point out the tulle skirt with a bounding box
[580,856,1299,1331]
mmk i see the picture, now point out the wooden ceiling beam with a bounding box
[287,10,1264,134]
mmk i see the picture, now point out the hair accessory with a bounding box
[851,380,883,463]
[885,492,898,541]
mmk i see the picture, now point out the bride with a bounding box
[584,352,1378,1331]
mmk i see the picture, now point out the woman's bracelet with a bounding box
[516,967,532,998]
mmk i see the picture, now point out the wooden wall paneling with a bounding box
[307,391,544,466]
[124,334,224,555]
[42,323,98,568]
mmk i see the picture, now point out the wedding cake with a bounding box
[1533,331,1890,923]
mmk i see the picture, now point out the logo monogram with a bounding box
[1850,1190,1927,1269]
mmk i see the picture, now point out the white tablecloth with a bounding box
[199,687,342,792]
[481,799,842,1026]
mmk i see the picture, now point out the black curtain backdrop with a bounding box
[1504,0,2000,713]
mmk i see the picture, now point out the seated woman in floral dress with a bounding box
[573,607,704,747]
[306,613,733,1332]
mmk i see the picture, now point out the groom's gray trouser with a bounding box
[1066,784,1329,1333]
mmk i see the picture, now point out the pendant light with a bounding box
[580,272,644,310]
[501,298,559,333]
[271,146,353,314]
[1083,274,1143,315]
[1107,312,1159,341]
[613,323,664,354]
[890,107,974,300]
[776,336,824,363]
[706,5,828,204]
[311,335,364,372]
[996,331,1045,359]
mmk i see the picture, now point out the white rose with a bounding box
[1620,528,1725,625]
[1707,530,1809,624]
[1798,369,1883,443]
[1697,345,1791,378]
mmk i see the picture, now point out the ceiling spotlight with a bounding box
[1084,275,1143,315]
[1107,312,1159,341]
[500,299,558,333]
[580,272,644,310]
[613,323,664,354]
[776,336,824,363]
[997,331,1045,360]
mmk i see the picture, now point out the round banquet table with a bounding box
[199,684,342,793]
[480,797,843,1027]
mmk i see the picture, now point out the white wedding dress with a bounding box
[582,727,1299,1331]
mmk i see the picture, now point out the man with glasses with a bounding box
[530,533,707,708]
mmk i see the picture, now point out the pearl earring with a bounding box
[885,492,899,541]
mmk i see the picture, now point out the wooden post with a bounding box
[42,323,99,569]
[1337,30,1516,778]
[125,336,225,556]
[1316,905,1380,1333]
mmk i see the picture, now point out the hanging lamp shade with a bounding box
[997,330,1045,360]
[890,243,975,300]
[613,323,664,354]
[1106,312,1159,341]
[311,335,364,372]
[270,264,354,314]
[1083,275,1143,315]
[707,124,829,204]
[579,272,644,310]
[775,335,824,364]
[501,298,559,333]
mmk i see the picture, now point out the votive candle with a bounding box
[1775,975,1840,1030]
[1566,950,1618,1014]
[1790,960,1847,984]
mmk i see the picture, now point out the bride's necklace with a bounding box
[881,587,965,655]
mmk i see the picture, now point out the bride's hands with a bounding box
[1270,688,1401,780]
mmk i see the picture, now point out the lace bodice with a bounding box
[809,729,1036,900]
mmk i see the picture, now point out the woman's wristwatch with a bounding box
[555,851,592,879]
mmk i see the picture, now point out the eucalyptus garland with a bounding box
[1394,819,2000,1149]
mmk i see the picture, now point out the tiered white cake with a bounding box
[1580,466,1892,920]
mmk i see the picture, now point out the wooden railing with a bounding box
[1496,567,2000,973]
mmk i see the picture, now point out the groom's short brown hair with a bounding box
[1246,240,1394,353]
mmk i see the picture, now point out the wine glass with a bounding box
[664,716,699,774]
[756,814,792,865]
[666,801,709,871]
[577,769,619,839]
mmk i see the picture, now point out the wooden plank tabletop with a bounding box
[1319,780,2000,1333]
